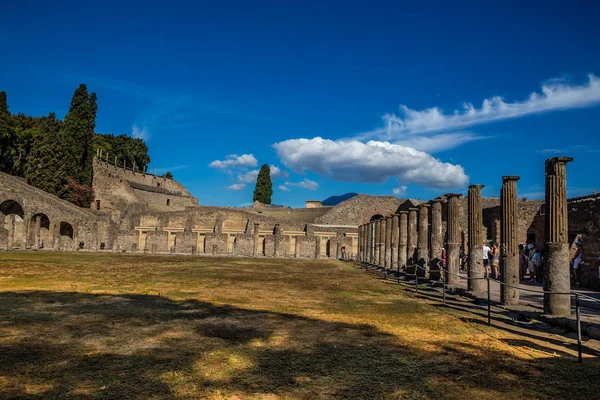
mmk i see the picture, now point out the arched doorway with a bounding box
[0,200,26,249]
[59,221,74,251]
[30,213,50,249]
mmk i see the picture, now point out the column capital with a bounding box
[417,203,430,209]
[502,176,520,182]
[398,210,409,215]
[408,207,418,212]
[546,156,574,166]
[468,184,485,190]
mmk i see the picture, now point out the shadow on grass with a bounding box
[0,290,598,399]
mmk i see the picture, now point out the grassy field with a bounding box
[0,252,598,399]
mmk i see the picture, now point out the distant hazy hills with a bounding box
[322,193,358,206]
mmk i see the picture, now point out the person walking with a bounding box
[490,242,500,280]
[532,246,543,284]
[482,242,491,277]
[526,243,536,283]
[519,244,527,280]
[571,241,584,287]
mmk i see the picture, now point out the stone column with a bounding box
[391,214,399,269]
[385,216,392,269]
[315,236,321,259]
[294,235,300,258]
[379,218,386,266]
[430,199,443,276]
[445,194,462,285]
[468,185,486,293]
[369,222,374,263]
[358,224,363,261]
[274,224,281,257]
[374,219,381,265]
[253,223,259,257]
[417,204,430,278]
[407,208,418,266]
[6,215,14,249]
[398,211,408,269]
[544,156,574,316]
[34,215,41,249]
[501,176,520,305]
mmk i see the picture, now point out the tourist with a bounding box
[441,246,447,271]
[532,246,543,284]
[490,242,500,279]
[526,244,536,283]
[571,241,584,287]
[519,244,527,280]
[482,241,491,277]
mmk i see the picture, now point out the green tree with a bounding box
[60,84,97,186]
[26,113,66,196]
[93,133,150,170]
[253,164,272,204]
[163,171,173,179]
[0,91,15,172]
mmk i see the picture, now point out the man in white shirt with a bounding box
[482,242,491,276]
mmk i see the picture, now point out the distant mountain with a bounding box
[322,193,358,206]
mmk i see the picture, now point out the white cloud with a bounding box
[377,74,600,139]
[278,185,291,192]
[394,132,488,153]
[132,125,150,141]
[227,183,246,191]
[237,169,259,183]
[274,137,468,189]
[393,186,407,195]
[209,154,258,170]
[285,178,319,190]
[270,164,289,179]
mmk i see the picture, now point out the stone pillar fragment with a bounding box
[374,219,381,266]
[544,156,574,316]
[468,185,486,294]
[34,216,41,249]
[430,199,443,278]
[501,176,520,305]
[407,208,418,266]
[398,212,408,269]
[379,218,386,267]
[391,214,399,268]
[445,194,462,285]
[369,222,374,264]
[385,216,392,269]
[417,204,430,277]
[253,223,259,257]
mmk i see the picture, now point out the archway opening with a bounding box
[370,214,384,222]
[0,200,25,219]
[60,222,74,239]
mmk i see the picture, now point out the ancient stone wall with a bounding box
[315,194,404,225]
[93,158,198,216]
[568,195,600,289]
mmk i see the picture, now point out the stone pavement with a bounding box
[453,269,600,321]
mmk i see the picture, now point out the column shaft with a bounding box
[417,204,430,277]
[398,212,408,269]
[391,215,399,268]
[430,200,443,278]
[445,194,462,285]
[407,209,418,266]
[385,216,392,268]
[544,157,573,316]
[501,177,520,305]
[374,219,381,266]
[468,185,486,293]
[379,218,386,266]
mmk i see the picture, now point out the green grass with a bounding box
[0,251,597,399]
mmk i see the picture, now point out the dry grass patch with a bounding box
[0,251,598,399]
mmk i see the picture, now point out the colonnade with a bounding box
[358,156,574,316]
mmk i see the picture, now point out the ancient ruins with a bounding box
[2,155,600,304]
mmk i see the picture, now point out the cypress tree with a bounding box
[26,113,66,196]
[253,164,273,204]
[60,84,97,186]
[0,91,15,172]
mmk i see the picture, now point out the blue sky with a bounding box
[2,1,600,207]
